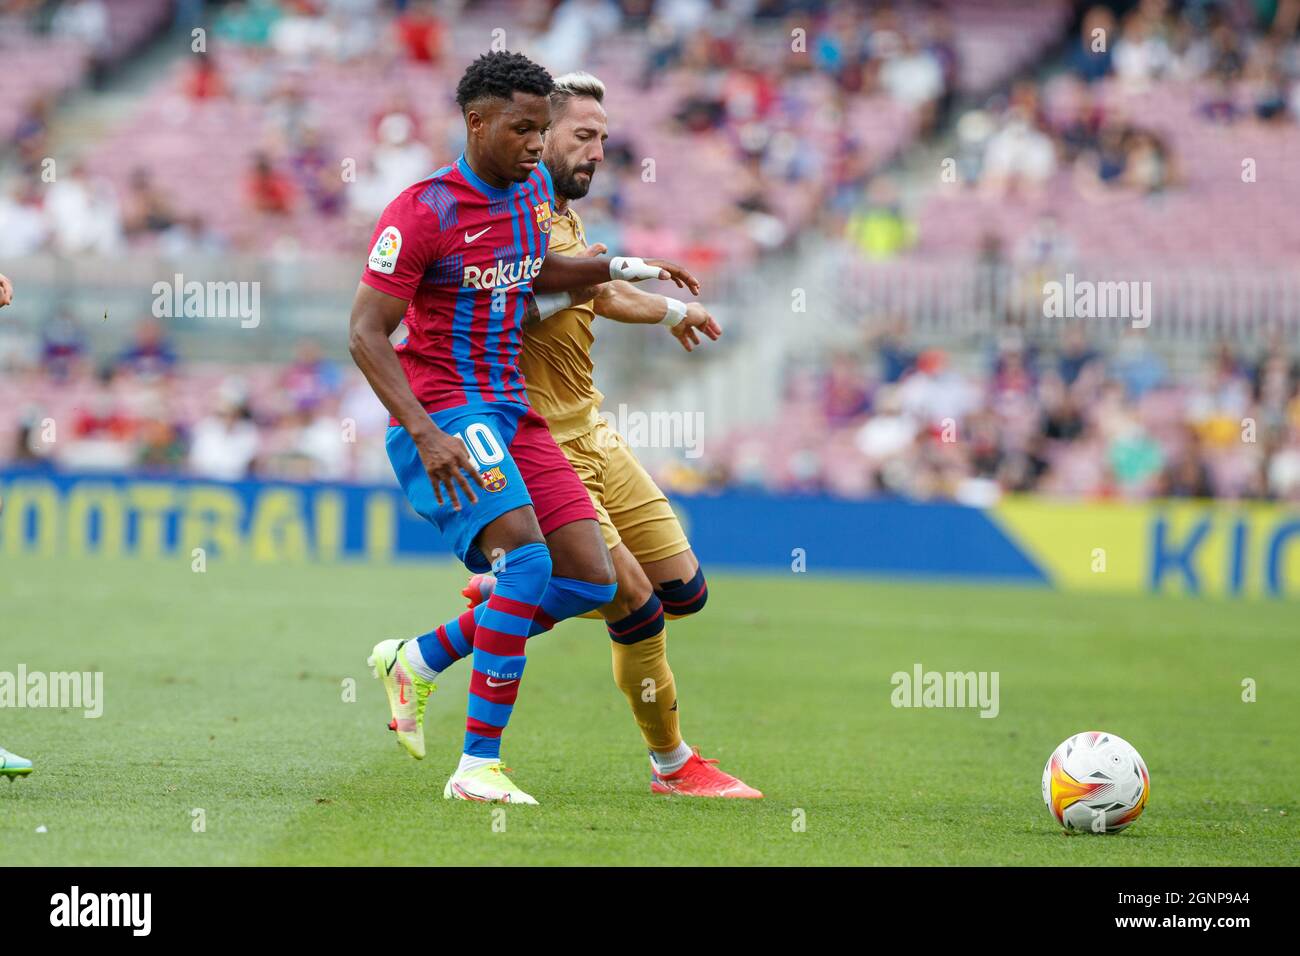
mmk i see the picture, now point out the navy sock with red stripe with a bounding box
[606,594,666,645]
[656,566,708,617]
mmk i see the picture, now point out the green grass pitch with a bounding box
[1,552,1296,866]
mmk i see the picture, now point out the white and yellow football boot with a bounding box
[367,639,436,759]
[443,762,537,804]
[1,746,33,781]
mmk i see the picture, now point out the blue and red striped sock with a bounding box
[410,609,477,674]
[413,575,616,677]
[461,542,551,759]
[528,576,617,634]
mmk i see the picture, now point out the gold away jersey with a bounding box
[520,205,604,442]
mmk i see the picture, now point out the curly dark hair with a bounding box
[455,51,554,113]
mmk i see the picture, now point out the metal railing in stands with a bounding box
[839,253,1300,350]
[0,251,759,402]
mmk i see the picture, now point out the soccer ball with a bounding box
[1042,731,1150,833]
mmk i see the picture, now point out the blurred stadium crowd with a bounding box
[0,317,395,481]
[2,0,1299,504]
[852,0,1300,263]
[6,310,1300,504]
[714,323,1300,502]
[2,0,1017,264]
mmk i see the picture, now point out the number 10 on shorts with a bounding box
[455,422,505,469]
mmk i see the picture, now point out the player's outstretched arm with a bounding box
[347,282,485,510]
[532,252,701,296]
[592,280,722,353]
[0,273,12,308]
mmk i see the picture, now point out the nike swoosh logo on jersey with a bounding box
[485,677,517,687]
[464,227,490,243]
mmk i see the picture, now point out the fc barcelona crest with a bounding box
[480,466,508,493]
[534,201,552,233]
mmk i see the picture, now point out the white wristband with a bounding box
[660,297,688,328]
[533,291,572,319]
[609,256,662,282]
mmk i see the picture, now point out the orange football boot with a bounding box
[650,748,763,798]
[461,573,495,610]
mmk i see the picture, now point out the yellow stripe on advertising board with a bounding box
[994,497,1300,598]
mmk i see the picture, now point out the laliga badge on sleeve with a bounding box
[369,226,402,274]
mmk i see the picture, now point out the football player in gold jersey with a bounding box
[463,72,760,797]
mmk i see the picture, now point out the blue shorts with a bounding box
[387,401,596,573]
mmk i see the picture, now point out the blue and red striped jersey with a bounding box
[361,154,555,412]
